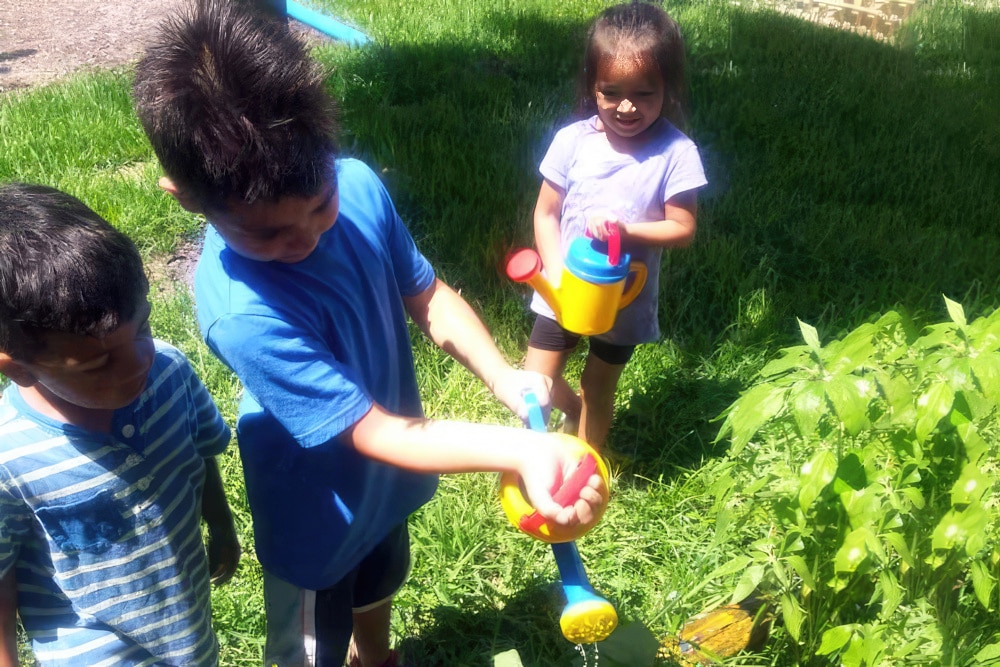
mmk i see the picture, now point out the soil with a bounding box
[0,0,188,92]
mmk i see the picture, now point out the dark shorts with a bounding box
[528,315,636,366]
[263,523,411,666]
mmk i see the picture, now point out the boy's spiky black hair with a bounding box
[133,0,339,211]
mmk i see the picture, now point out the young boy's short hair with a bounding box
[133,0,339,211]
[0,183,148,360]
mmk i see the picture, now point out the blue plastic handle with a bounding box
[523,391,547,433]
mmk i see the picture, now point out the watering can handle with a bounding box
[518,391,598,533]
[523,391,547,433]
[519,455,598,533]
[584,221,621,266]
[607,224,621,266]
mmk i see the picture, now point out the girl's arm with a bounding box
[0,568,17,667]
[533,179,566,283]
[343,402,604,528]
[589,188,698,248]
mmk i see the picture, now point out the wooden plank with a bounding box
[810,1,886,18]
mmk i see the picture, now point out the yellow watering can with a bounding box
[506,227,647,336]
[499,391,618,644]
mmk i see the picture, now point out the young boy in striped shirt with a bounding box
[0,184,239,666]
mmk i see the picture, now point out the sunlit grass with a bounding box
[2,0,998,664]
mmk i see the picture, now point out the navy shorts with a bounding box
[263,523,411,666]
[528,315,635,366]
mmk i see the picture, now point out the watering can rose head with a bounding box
[500,433,611,543]
[505,233,647,336]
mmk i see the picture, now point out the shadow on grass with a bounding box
[397,580,627,667]
[397,578,669,666]
[677,8,1000,342]
[321,0,1000,502]
[610,371,741,475]
[323,4,999,338]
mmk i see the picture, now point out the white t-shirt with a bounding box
[531,116,708,345]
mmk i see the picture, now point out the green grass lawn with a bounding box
[2,0,999,664]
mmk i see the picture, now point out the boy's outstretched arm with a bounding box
[0,568,17,667]
[403,278,550,421]
[200,457,240,586]
[344,403,605,528]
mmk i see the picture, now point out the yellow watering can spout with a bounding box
[506,249,562,322]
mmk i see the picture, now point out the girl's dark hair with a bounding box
[133,0,339,211]
[578,1,688,127]
[0,184,149,360]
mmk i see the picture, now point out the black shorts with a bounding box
[263,523,411,666]
[528,315,635,366]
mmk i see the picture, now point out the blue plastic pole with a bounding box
[522,393,617,643]
[287,1,371,46]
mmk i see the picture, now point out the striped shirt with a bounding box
[0,340,230,666]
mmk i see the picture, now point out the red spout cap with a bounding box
[505,248,542,283]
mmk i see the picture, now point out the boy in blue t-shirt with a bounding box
[132,2,607,666]
[0,184,239,666]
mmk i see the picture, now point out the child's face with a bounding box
[210,184,339,263]
[18,302,155,412]
[593,56,665,141]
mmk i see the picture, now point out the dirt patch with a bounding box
[0,0,189,92]
[760,0,917,41]
[145,237,203,292]
[0,0,331,92]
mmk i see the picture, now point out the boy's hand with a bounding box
[201,457,240,586]
[207,516,241,586]
[491,368,552,426]
[518,435,607,528]
[0,568,17,667]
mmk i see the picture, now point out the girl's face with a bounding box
[593,56,665,142]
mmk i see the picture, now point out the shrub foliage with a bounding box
[711,296,1000,665]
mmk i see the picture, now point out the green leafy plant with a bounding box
[711,297,1000,665]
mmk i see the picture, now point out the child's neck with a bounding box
[18,385,114,433]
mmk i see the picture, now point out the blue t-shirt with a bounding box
[532,116,708,345]
[0,341,230,666]
[195,158,439,590]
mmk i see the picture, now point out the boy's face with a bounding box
[209,184,340,263]
[11,303,156,412]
